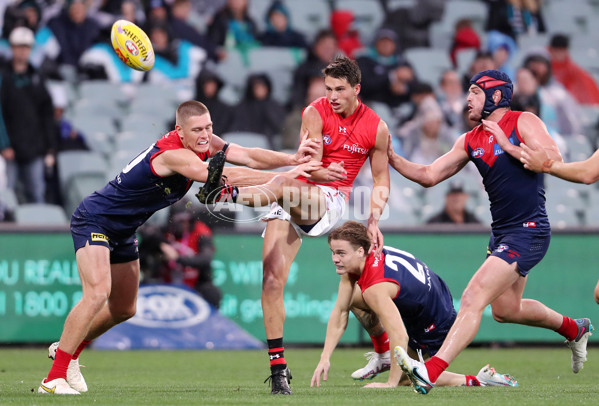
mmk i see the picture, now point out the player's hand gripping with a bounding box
[310,359,331,388]
[520,140,562,173]
[367,221,384,257]
[284,161,323,179]
[293,130,321,164]
[323,161,347,182]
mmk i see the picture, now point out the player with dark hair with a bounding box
[518,123,599,305]
[387,70,593,394]
[198,56,390,395]
[311,221,518,389]
[38,100,321,395]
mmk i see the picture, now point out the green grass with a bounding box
[0,347,598,405]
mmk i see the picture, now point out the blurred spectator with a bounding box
[523,49,582,136]
[397,83,457,164]
[356,28,407,105]
[194,69,234,135]
[146,0,170,24]
[484,0,545,40]
[381,0,445,49]
[462,50,496,91]
[145,21,207,83]
[161,209,222,308]
[92,0,146,38]
[281,74,325,149]
[207,0,259,51]
[426,181,481,224]
[330,9,362,59]
[170,0,218,62]
[438,70,467,132]
[47,0,100,67]
[512,67,568,155]
[258,0,307,49]
[450,18,481,67]
[0,27,56,204]
[50,85,89,152]
[486,30,517,80]
[230,73,286,149]
[290,29,338,107]
[548,33,599,106]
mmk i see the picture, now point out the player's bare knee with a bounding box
[262,267,286,294]
[459,287,487,312]
[81,290,110,312]
[113,305,136,323]
[491,308,512,323]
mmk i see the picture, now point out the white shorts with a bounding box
[261,185,347,240]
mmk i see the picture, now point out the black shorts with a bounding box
[71,207,139,264]
[408,310,457,357]
[487,229,550,276]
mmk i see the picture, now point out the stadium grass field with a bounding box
[1,346,597,405]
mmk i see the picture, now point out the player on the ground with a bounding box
[38,100,322,395]
[198,56,390,395]
[518,131,599,305]
[386,70,593,395]
[310,221,518,389]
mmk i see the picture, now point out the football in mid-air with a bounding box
[110,19,154,71]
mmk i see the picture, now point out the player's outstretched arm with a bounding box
[221,132,321,170]
[387,134,469,187]
[367,121,390,256]
[362,282,409,388]
[522,143,599,185]
[311,275,355,388]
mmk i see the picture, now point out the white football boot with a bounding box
[476,364,518,387]
[48,342,88,392]
[394,346,434,394]
[566,318,594,373]
[351,351,391,380]
[37,378,80,395]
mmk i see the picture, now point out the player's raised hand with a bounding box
[325,161,347,182]
[295,130,321,163]
[285,161,323,179]
[310,360,331,388]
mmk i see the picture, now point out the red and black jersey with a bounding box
[464,111,549,231]
[78,131,210,238]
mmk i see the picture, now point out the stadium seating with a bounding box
[404,47,452,84]
[14,203,68,225]
[286,0,331,43]
[222,132,272,150]
[336,0,385,44]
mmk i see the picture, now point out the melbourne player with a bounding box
[388,70,593,394]
[310,221,517,389]
[199,56,390,394]
[38,101,321,395]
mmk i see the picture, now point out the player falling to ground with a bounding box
[310,221,518,389]
[38,101,321,395]
[518,134,599,306]
[198,56,390,394]
[387,70,593,395]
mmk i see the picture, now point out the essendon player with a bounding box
[310,221,518,389]
[198,56,391,394]
[38,101,321,395]
[387,70,593,395]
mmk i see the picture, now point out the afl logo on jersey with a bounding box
[471,148,485,158]
[323,134,332,145]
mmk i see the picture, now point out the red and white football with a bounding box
[110,19,155,71]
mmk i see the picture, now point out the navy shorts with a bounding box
[71,207,139,264]
[487,229,551,276]
[407,311,457,357]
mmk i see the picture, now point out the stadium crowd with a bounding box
[1,0,599,228]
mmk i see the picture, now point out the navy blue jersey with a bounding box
[357,246,456,338]
[77,131,209,238]
[465,111,549,232]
